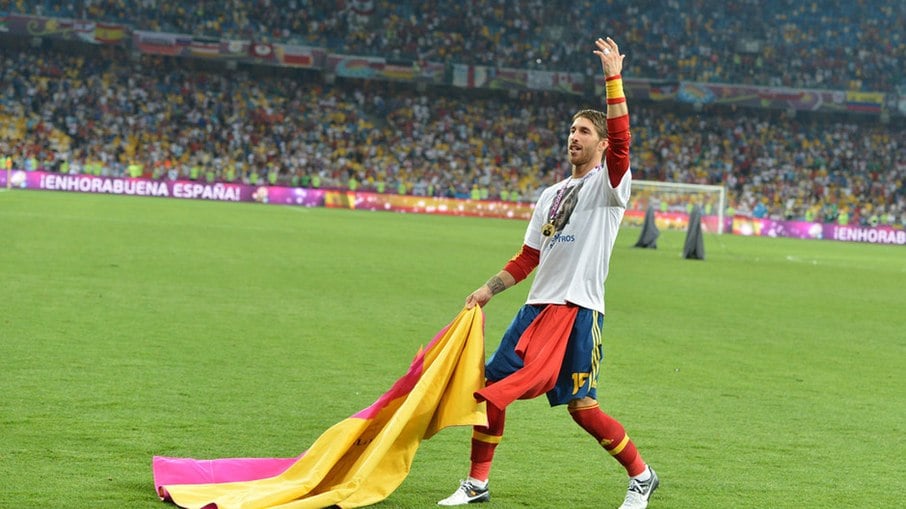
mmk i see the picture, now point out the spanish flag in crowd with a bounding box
[153,307,487,508]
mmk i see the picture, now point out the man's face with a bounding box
[568,117,607,167]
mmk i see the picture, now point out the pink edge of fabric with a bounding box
[152,455,303,501]
[151,316,462,501]
[351,321,451,420]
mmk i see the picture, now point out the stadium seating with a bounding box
[5,0,903,92]
[1,2,903,226]
[1,42,902,225]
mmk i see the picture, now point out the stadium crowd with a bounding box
[1,43,903,227]
[3,0,904,93]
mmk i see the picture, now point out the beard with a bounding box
[568,147,591,166]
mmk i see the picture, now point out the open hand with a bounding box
[594,37,624,78]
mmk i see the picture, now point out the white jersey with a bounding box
[523,166,631,314]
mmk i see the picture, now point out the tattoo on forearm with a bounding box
[486,276,506,295]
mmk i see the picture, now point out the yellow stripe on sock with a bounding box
[606,434,630,456]
[472,431,502,444]
[568,402,600,413]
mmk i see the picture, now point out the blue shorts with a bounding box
[485,304,604,406]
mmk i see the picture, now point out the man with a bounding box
[438,37,658,509]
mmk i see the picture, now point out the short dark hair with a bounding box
[572,109,607,139]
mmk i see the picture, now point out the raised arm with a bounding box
[594,37,631,188]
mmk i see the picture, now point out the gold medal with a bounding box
[541,222,555,237]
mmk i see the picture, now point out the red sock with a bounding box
[469,400,505,481]
[569,402,646,476]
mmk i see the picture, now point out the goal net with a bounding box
[627,180,726,234]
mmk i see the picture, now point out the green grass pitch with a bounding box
[1,190,903,508]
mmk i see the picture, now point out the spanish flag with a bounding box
[153,307,487,508]
[94,22,126,44]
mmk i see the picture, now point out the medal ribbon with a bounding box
[545,166,601,231]
[547,178,573,223]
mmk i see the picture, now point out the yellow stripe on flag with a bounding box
[160,307,487,509]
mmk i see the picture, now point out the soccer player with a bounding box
[438,37,658,509]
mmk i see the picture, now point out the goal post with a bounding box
[628,180,727,234]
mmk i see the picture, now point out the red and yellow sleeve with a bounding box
[604,74,630,188]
